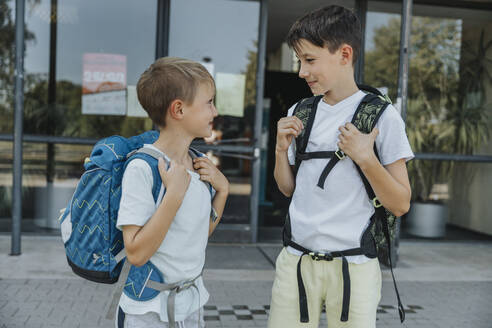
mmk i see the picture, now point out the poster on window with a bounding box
[215,72,246,117]
[82,53,127,115]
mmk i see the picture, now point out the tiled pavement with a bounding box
[1,236,492,328]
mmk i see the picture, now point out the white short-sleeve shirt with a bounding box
[286,90,414,263]
[116,144,210,322]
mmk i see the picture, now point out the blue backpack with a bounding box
[58,130,215,322]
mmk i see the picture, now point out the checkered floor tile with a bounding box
[204,305,270,321]
[377,304,423,314]
[203,304,422,321]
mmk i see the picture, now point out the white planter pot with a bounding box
[406,202,448,238]
[34,184,75,230]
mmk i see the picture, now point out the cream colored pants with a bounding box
[268,248,382,328]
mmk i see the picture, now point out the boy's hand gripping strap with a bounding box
[138,146,217,218]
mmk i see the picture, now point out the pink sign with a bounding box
[82,53,126,94]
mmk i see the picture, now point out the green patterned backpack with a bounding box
[282,85,405,324]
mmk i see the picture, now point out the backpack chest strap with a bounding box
[294,91,388,190]
[316,150,346,189]
[295,149,345,189]
[296,151,335,161]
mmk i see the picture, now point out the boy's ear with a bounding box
[339,44,353,66]
[168,99,185,120]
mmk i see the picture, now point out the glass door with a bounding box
[168,0,261,238]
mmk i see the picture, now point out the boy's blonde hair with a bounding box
[137,57,215,128]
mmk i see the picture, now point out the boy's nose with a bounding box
[298,68,309,79]
[212,104,218,117]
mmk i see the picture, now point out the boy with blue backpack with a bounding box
[268,5,413,328]
[115,57,228,327]
[59,57,228,328]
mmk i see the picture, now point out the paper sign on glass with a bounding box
[215,72,246,118]
[82,53,127,115]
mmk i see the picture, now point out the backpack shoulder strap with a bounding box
[293,95,323,174]
[351,91,391,201]
[129,146,215,200]
[351,91,405,323]
[125,148,168,203]
[351,92,391,134]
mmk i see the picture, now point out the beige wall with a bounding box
[449,21,492,235]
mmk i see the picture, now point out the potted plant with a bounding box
[405,98,453,238]
[403,18,459,238]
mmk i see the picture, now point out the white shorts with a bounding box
[116,307,205,328]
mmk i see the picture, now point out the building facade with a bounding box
[2,0,492,248]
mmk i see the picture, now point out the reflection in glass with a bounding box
[364,12,401,102]
[0,0,159,232]
[0,141,92,231]
[0,142,14,223]
[169,0,260,224]
[169,0,260,143]
[365,8,492,236]
[21,0,157,139]
[0,0,35,134]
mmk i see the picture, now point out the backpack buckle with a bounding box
[309,252,333,261]
[335,150,346,160]
[372,197,383,208]
[176,281,194,293]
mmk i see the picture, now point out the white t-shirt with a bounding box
[286,90,414,264]
[116,144,210,322]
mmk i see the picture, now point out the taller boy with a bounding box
[269,5,413,328]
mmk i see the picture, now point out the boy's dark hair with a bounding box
[137,57,214,128]
[286,5,361,65]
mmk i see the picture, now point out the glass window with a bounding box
[407,8,492,235]
[0,0,17,134]
[169,0,260,142]
[364,12,401,102]
[0,141,13,224]
[1,0,158,232]
[365,7,492,157]
[0,141,93,232]
[22,0,157,139]
[365,5,492,236]
[169,0,260,225]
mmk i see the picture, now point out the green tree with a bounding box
[364,18,401,101]
[244,40,257,109]
[364,16,473,202]
[0,0,35,134]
